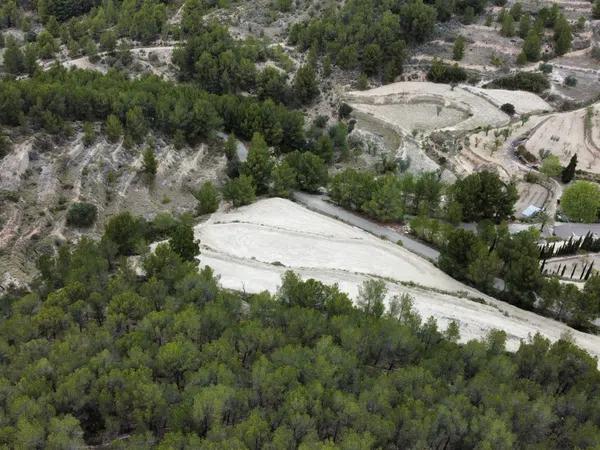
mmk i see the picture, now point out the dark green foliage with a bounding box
[427,59,468,83]
[293,64,319,105]
[284,151,328,192]
[142,146,158,175]
[0,67,305,151]
[43,0,100,21]
[522,29,542,61]
[105,115,123,143]
[169,222,199,262]
[194,181,220,215]
[561,154,577,183]
[451,171,518,222]
[3,36,24,75]
[564,75,577,87]
[439,228,481,279]
[553,14,572,56]
[485,72,549,93]
[66,202,98,227]
[453,35,466,60]
[329,169,444,221]
[240,133,274,195]
[288,0,418,79]
[103,212,145,256]
[338,103,353,119]
[256,67,289,103]
[1,224,600,448]
[500,103,516,115]
[222,174,256,207]
[173,24,259,94]
[271,161,297,198]
[82,122,95,147]
[126,106,147,145]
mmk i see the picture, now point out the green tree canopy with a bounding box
[561,181,600,223]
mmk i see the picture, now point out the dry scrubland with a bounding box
[0,133,224,287]
[195,198,600,358]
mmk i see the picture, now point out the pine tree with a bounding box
[522,29,542,61]
[561,154,577,183]
[553,15,572,56]
[519,14,530,39]
[453,36,466,61]
[501,14,515,37]
[3,37,24,75]
[293,64,319,105]
[142,147,158,176]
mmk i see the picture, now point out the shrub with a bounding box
[500,103,516,115]
[540,155,562,177]
[66,202,97,227]
[564,75,577,87]
[427,59,468,83]
[485,72,550,93]
[516,145,538,163]
[222,175,256,207]
[195,181,220,215]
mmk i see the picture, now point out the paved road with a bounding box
[293,192,440,261]
[553,223,600,239]
[293,191,506,290]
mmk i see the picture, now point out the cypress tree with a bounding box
[561,154,577,183]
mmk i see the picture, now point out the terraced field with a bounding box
[194,198,600,357]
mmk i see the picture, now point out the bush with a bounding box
[222,175,256,207]
[285,151,328,192]
[564,75,577,87]
[485,72,550,93]
[427,59,468,83]
[500,103,516,115]
[195,181,220,215]
[66,202,97,227]
[540,155,562,177]
[516,145,537,163]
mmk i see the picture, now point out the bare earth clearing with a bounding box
[194,198,600,358]
[347,82,512,134]
[347,82,551,137]
[524,104,600,173]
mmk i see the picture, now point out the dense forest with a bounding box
[1,0,600,448]
[0,66,306,150]
[0,222,600,448]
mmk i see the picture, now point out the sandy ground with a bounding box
[194,198,600,358]
[525,104,600,173]
[463,86,552,115]
[346,82,511,134]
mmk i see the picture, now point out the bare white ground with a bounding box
[463,86,552,115]
[525,105,600,173]
[195,198,600,359]
[346,82,511,133]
